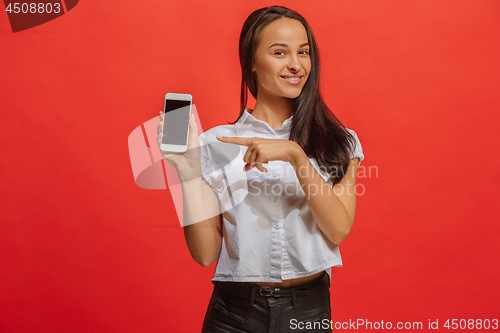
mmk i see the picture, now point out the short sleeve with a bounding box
[346,128,365,167]
[198,132,225,193]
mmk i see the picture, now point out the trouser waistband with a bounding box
[213,271,328,308]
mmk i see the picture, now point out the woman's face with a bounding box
[252,18,311,100]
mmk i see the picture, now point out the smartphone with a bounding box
[160,93,192,152]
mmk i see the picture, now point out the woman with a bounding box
[157,5,364,333]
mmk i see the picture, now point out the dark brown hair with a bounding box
[231,5,358,186]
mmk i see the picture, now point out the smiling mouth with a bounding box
[280,75,303,85]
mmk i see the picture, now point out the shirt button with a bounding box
[274,224,279,229]
[273,197,279,203]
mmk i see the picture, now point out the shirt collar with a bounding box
[235,109,293,135]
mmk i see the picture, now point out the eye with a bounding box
[274,50,286,56]
[299,50,309,55]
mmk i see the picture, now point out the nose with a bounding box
[287,54,302,72]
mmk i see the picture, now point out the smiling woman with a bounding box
[251,17,311,104]
[157,5,365,333]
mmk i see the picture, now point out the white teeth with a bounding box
[281,76,300,81]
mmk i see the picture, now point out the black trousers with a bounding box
[201,271,332,333]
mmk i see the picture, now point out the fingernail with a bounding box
[217,136,223,140]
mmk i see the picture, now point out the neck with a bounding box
[250,92,293,130]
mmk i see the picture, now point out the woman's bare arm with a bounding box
[156,110,223,267]
[291,152,360,245]
[181,176,223,267]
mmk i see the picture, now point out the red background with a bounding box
[1,0,499,332]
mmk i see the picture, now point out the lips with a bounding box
[280,75,303,85]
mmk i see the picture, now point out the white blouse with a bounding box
[198,109,365,283]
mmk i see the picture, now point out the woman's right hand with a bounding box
[156,110,202,183]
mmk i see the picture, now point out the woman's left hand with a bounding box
[216,136,302,172]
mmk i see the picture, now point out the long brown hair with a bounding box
[230,5,358,186]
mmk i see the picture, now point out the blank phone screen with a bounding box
[161,99,191,145]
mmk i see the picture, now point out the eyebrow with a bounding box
[268,42,309,49]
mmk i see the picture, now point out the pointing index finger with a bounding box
[216,136,251,146]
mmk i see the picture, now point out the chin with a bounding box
[281,88,304,99]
